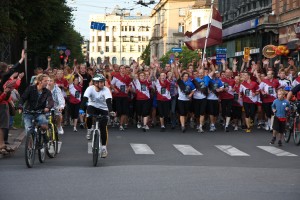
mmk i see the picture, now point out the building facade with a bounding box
[150,0,197,60]
[219,0,274,62]
[89,12,151,65]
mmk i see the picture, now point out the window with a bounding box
[138,45,141,52]
[122,26,124,31]
[122,46,126,52]
[129,26,132,31]
[112,57,117,64]
[106,36,109,42]
[105,26,109,31]
[179,8,185,16]
[98,36,102,42]
[105,46,109,52]
[178,40,183,48]
[113,46,117,53]
[133,26,135,31]
[252,2,256,9]
[197,17,201,27]
[97,57,101,64]
[129,57,133,64]
[125,26,127,31]
[178,23,184,33]
[146,36,149,41]
[98,46,102,52]
[112,26,117,32]
[113,37,116,42]
[130,36,134,42]
[138,36,141,41]
[142,36,145,41]
[130,45,134,52]
[122,57,126,65]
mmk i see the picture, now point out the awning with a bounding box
[287,39,300,50]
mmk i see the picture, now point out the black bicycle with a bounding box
[24,110,48,168]
[89,114,110,167]
[284,101,300,145]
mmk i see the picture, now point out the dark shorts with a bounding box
[177,100,191,116]
[232,106,242,119]
[221,99,233,117]
[273,116,286,134]
[243,102,257,119]
[262,102,273,118]
[193,98,207,117]
[157,100,171,118]
[69,102,81,119]
[136,99,151,117]
[114,97,129,116]
[207,100,219,116]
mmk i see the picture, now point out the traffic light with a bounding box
[59,55,64,64]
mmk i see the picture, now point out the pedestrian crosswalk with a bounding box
[87,142,299,157]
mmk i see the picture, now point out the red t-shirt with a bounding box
[219,77,235,100]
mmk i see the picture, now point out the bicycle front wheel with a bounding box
[38,133,46,163]
[46,127,58,158]
[284,117,293,143]
[293,117,300,145]
[92,132,100,167]
[25,132,35,168]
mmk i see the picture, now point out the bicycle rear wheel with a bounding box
[293,117,300,145]
[46,126,58,158]
[25,132,35,168]
[92,132,99,167]
[38,132,46,163]
[284,117,293,143]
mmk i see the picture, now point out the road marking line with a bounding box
[173,144,203,155]
[215,145,250,156]
[257,146,297,156]
[130,143,155,155]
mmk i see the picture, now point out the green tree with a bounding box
[140,42,151,66]
[159,46,200,68]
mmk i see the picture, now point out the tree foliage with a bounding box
[0,0,84,67]
[140,42,151,66]
[159,46,200,68]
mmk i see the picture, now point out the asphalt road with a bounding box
[1,125,300,200]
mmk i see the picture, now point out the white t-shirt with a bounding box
[84,85,112,111]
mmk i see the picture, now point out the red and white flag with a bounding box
[184,7,222,51]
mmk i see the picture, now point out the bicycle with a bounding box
[284,101,300,145]
[45,109,59,158]
[89,114,110,167]
[24,110,48,168]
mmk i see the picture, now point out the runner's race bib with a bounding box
[75,91,80,98]
[161,87,166,95]
[268,87,274,95]
[234,93,239,101]
[141,84,147,91]
[120,85,126,93]
[245,89,250,96]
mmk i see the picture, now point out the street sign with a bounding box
[65,49,71,56]
[171,47,182,53]
[175,52,179,57]
[90,22,106,31]
[57,46,67,51]
[169,58,174,64]
[170,54,175,59]
[216,48,227,65]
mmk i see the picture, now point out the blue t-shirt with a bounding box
[272,99,290,118]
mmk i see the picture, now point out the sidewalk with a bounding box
[0,128,25,159]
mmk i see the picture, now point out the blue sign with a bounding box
[90,22,106,31]
[216,48,227,65]
[56,46,67,51]
[169,58,175,64]
[171,47,182,53]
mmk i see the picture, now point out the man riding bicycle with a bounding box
[19,74,54,134]
[80,74,114,158]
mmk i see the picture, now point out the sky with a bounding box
[67,0,155,39]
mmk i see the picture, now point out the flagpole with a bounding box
[201,0,214,66]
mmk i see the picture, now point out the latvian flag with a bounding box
[184,7,222,51]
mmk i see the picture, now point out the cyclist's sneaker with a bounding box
[79,122,85,129]
[278,140,282,147]
[264,124,270,131]
[225,126,229,132]
[137,122,142,129]
[86,129,91,140]
[58,126,64,135]
[160,126,166,132]
[269,137,276,145]
[73,127,77,132]
[101,148,108,158]
[119,126,125,131]
[234,126,238,131]
[181,126,186,133]
[246,128,251,133]
[144,125,150,130]
[198,126,204,133]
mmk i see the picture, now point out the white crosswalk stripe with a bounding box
[257,146,298,157]
[130,143,155,155]
[215,145,250,156]
[173,144,203,155]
